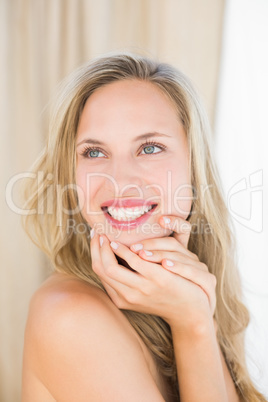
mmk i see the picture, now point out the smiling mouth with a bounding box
[104,204,156,220]
[100,203,158,229]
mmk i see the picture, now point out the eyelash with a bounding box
[81,140,167,159]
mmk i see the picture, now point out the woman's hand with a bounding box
[90,215,217,333]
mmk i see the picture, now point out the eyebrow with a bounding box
[76,132,172,147]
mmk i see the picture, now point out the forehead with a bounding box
[85,79,177,108]
[77,79,182,139]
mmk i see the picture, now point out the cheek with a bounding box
[173,186,193,218]
[76,165,112,230]
[76,169,86,210]
[168,163,192,219]
[145,162,192,219]
[76,168,99,219]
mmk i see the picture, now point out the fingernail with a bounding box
[90,228,95,239]
[163,217,171,224]
[99,236,104,247]
[166,259,174,267]
[110,241,118,250]
[131,243,143,251]
[144,250,153,256]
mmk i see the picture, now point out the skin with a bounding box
[75,79,193,245]
[76,79,239,400]
[21,79,239,401]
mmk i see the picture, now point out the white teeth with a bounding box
[107,205,153,221]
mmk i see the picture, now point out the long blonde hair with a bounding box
[23,53,266,401]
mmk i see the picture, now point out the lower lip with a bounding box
[103,206,157,230]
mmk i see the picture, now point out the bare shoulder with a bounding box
[22,272,164,402]
[25,272,141,356]
[27,272,126,332]
[26,272,143,355]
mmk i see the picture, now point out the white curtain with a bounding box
[215,0,268,396]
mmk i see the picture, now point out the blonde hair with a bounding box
[23,53,266,401]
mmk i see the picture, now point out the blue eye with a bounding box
[89,150,104,158]
[81,140,166,159]
[82,147,105,158]
[141,144,162,154]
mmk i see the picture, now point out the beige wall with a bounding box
[0,1,225,400]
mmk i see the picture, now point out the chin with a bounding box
[105,227,173,247]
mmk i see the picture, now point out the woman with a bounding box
[21,53,266,401]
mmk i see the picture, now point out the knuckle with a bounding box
[92,262,102,275]
[140,281,153,296]
[112,296,125,309]
[200,262,209,272]
[143,238,157,249]
[209,273,217,287]
[126,253,139,270]
[182,264,193,279]
[105,263,115,277]
[170,237,180,248]
[155,272,169,289]
[190,252,199,261]
[125,291,139,305]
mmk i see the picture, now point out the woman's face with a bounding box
[76,79,192,245]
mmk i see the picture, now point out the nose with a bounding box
[107,158,144,197]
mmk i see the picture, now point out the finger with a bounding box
[98,270,143,311]
[99,278,124,307]
[91,232,145,310]
[130,236,198,261]
[100,237,169,311]
[159,215,191,249]
[138,249,205,269]
[108,239,164,281]
[90,230,134,291]
[161,259,216,312]
[90,230,118,285]
[99,235,142,288]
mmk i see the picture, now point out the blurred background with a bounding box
[1,0,267,400]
